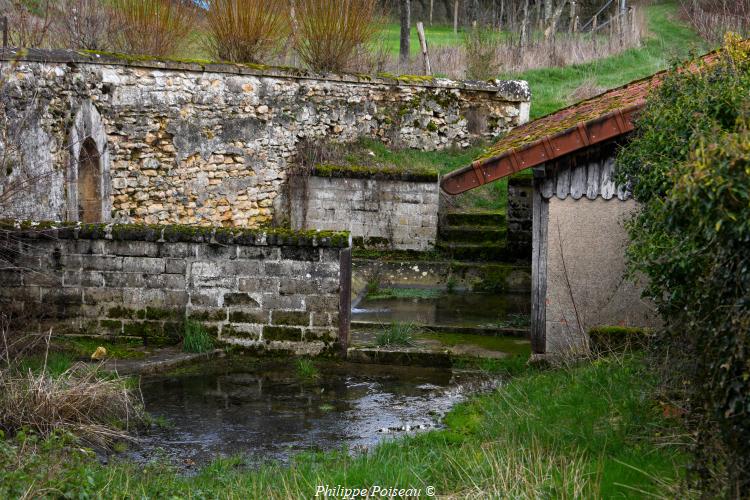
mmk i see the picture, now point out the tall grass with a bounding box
[112,0,197,57]
[182,320,214,353]
[206,0,289,63]
[376,322,416,347]
[293,0,379,73]
[463,26,502,80]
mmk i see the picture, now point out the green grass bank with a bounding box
[0,355,687,498]
[514,2,706,119]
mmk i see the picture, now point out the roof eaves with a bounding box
[440,103,644,195]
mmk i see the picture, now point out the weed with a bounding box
[182,321,214,354]
[295,358,320,381]
[376,322,416,347]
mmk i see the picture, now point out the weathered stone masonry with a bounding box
[290,169,439,251]
[0,49,531,228]
[0,222,351,355]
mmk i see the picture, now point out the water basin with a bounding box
[126,358,499,469]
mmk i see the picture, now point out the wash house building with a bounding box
[441,55,720,354]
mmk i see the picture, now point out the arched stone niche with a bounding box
[67,101,111,222]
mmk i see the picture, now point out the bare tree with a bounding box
[51,0,120,51]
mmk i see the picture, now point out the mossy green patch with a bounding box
[313,163,438,182]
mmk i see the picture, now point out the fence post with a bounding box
[569,1,577,33]
[416,21,432,76]
[2,17,7,49]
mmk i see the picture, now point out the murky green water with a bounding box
[352,290,530,328]
[127,359,499,469]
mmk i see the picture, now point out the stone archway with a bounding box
[78,138,101,222]
[68,102,110,222]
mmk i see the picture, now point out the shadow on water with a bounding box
[352,291,530,327]
[126,359,499,469]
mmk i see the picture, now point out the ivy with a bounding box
[616,34,750,496]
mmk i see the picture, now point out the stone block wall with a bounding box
[507,174,533,258]
[0,222,351,355]
[0,48,530,228]
[290,171,439,251]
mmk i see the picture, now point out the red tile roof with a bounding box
[440,45,730,195]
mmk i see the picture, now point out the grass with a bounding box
[182,320,214,354]
[295,358,320,381]
[376,322,416,347]
[378,23,465,55]
[323,138,508,211]
[0,355,689,498]
[512,2,706,119]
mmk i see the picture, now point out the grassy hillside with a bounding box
[514,2,706,119]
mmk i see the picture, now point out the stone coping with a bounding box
[0,220,351,248]
[0,47,531,101]
[311,164,439,182]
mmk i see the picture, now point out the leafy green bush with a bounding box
[182,321,214,354]
[615,34,750,495]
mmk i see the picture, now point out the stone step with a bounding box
[443,210,506,227]
[435,241,513,262]
[351,321,529,338]
[438,225,507,244]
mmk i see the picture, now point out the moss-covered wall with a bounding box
[0,221,351,355]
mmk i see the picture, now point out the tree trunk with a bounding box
[543,0,568,41]
[453,0,459,34]
[520,0,529,48]
[400,0,411,65]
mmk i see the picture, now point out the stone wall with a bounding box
[0,48,530,228]
[507,174,533,258]
[290,169,439,251]
[0,222,351,355]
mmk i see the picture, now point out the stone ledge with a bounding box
[0,220,351,248]
[311,164,439,182]
[0,47,531,101]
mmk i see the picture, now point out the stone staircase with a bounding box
[437,210,513,262]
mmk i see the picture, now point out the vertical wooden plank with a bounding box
[338,247,352,357]
[531,181,549,354]
[586,158,600,199]
[600,156,616,200]
[555,163,570,199]
[569,163,587,200]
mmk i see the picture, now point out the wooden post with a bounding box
[569,1,576,33]
[592,14,597,32]
[629,6,637,36]
[429,0,434,26]
[2,17,7,49]
[338,247,352,358]
[416,21,432,75]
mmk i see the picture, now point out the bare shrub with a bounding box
[293,0,379,73]
[6,0,55,48]
[51,0,120,51]
[680,0,750,44]
[111,0,197,57]
[463,26,502,80]
[205,0,289,63]
[567,78,605,103]
[0,362,144,446]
